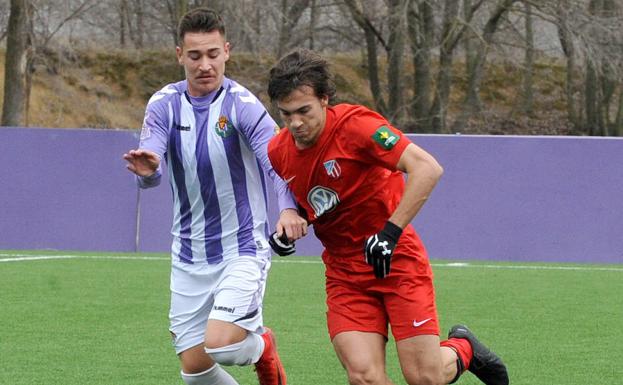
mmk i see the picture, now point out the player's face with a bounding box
[277,85,328,149]
[176,31,230,97]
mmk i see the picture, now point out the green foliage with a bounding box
[1,252,621,384]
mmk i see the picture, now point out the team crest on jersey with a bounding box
[215,116,235,138]
[372,125,399,150]
[307,186,340,218]
[323,160,341,178]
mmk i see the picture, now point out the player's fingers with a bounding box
[275,222,287,238]
[286,225,299,242]
[374,255,383,278]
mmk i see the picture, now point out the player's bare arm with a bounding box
[364,142,443,278]
[123,149,161,177]
[388,142,443,228]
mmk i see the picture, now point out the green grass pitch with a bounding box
[1,250,622,384]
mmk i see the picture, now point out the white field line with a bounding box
[0,253,622,272]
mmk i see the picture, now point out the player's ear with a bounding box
[176,46,183,65]
[320,95,329,107]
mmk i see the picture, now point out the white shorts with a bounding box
[169,253,271,354]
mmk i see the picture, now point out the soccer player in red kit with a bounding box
[266,49,509,385]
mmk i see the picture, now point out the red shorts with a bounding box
[325,250,440,341]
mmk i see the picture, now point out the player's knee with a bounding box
[346,365,385,385]
[403,369,444,385]
[204,342,245,366]
[204,333,262,366]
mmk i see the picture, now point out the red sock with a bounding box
[441,337,473,372]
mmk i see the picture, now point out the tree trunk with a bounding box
[308,0,316,50]
[430,0,460,133]
[276,0,311,58]
[585,60,600,135]
[119,0,127,48]
[386,0,406,124]
[463,0,478,84]
[343,0,387,114]
[134,0,144,49]
[407,0,433,131]
[614,89,623,136]
[521,2,534,116]
[452,0,518,132]
[556,0,580,132]
[2,0,32,127]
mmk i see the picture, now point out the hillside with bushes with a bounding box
[0,48,575,135]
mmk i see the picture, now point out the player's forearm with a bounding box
[389,158,443,229]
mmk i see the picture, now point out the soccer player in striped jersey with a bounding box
[123,8,306,385]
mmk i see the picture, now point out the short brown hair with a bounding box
[267,49,336,103]
[177,8,225,45]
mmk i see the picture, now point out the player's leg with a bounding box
[170,260,240,385]
[204,255,286,385]
[325,273,394,385]
[396,334,458,385]
[204,320,262,365]
[179,344,238,385]
[444,325,509,385]
[382,251,454,385]
[332,331,395,385]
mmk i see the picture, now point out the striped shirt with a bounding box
[137,77,295,264]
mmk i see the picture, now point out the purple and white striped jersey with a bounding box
[137,77,296,264]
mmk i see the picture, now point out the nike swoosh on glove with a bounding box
[268,232,296,256]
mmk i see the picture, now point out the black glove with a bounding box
[268,231,296,256]
[364,221,403,278]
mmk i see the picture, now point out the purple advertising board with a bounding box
[1,127,621,263]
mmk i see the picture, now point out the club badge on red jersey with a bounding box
[323,159,341,178]
[372,125,399,150]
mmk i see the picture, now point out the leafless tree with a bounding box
[2,0,33,126]
[342,0,388,114]
[0,2,10,42]
[275,0,312,58]
[520,1,534,115]
[429,0,461,133]
[452,0,520,132]
[549,0,622,135]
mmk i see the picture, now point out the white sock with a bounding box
[181,364,239,385]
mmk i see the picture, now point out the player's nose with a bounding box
[289,116,303,129]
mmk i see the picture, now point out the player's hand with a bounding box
[364,221,403,278]
[269,231,296,256]
[123,149,160,177]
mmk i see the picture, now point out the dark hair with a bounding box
[267,49,336,103]
[177,8,225,45]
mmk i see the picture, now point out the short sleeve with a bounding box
[342,107,411,170]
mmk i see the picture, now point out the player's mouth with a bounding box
[196,73,215,81]
[293,128,308,138]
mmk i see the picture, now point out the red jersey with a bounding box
[268,104,429,276]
